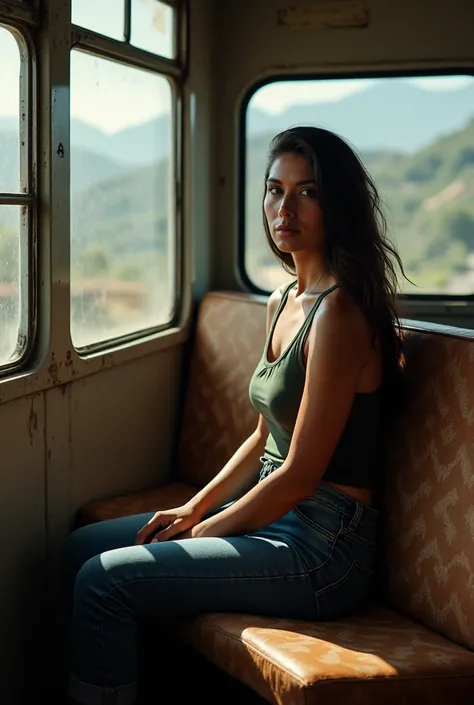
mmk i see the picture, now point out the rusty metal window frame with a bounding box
[0,9,37,376]
[0,0,188,394]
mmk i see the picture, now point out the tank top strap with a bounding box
[295,283,340,353]
[266,280,297,341]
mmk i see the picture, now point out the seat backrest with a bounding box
[177,291,267,488]
[177,291,474,651]
[381,324,474,651]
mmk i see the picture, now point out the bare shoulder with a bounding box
[267,284,284,310]
[312,287,371,349]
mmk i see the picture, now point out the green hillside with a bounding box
[1,118,474,296]
[245,119,474,293]
[69,157,172,283]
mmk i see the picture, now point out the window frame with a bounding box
[69,1,185,355]
[0,21,37,377]
[128,0,179,61]
[0,1,38,25]
[0,0,188,401]
[238,66,474,302]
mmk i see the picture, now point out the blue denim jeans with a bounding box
[63,462,379,705]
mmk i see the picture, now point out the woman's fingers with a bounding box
[151,519,186,543]
[135,512,171,544]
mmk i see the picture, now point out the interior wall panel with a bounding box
[0,394,46,703]
[68,347,183,517]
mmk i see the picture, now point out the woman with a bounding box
[64,126,405,705]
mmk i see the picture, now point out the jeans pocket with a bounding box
[315,560,375,621]
[294,498,342,542]
[342,525,378,551]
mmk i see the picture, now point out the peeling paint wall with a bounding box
[0,347,183,701]
[0,394,46,702]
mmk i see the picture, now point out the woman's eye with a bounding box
[266,186,316,197]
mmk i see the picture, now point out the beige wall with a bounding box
[0,350,183,701]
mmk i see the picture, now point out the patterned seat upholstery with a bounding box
[77,482,200,526]
[177,605,474,705]
[77,292,474,704]
[380,327,474,655]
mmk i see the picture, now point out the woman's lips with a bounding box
[276,228,299,236]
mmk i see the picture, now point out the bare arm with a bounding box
[136,422,268,544]
[136,289,282,544]
[187,291,371,538]
[186,422,266,516]
[186,288,282,517]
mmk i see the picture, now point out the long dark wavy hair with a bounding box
[263,126,406,409]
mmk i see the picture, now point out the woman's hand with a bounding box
[173,521,213,541]
[135,503,201,545]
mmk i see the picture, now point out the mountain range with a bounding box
[246,80,474,153]
[0,80,473,186]
[1,79,474,294]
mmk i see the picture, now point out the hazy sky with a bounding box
[0,8,472,134]
[250,76,473,114]
[0,1,174,133]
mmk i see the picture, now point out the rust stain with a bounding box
[28,401,38,446]
[48,354,60,385]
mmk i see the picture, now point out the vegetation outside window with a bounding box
[243,75,474,297]
[70,50,175,349]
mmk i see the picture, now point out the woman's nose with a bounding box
[278,196,295,218]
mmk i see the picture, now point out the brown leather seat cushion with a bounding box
[178,605,474,705]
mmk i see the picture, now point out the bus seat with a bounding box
[76,481,199,526]
[76,291,474,704]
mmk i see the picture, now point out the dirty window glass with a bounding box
[0,28,29,368]
[131,0,175,58]
[244,74,474,296]
[0,28,20,193]
[0,207,24,366]
[72,0,125,40]
[70,50,175,349]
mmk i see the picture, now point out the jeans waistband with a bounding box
[258,456,379,526]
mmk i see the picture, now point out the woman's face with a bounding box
[263,152,325,256]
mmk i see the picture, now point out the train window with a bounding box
[131,0,175,59]
[72,0,176,58]
[72,0,124,40]
[0,27,31,368]
[242,74,474,297]
[70,50,174,350]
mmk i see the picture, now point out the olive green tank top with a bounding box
[248,280,382,490]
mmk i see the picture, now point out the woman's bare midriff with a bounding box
[327,482,374,507]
